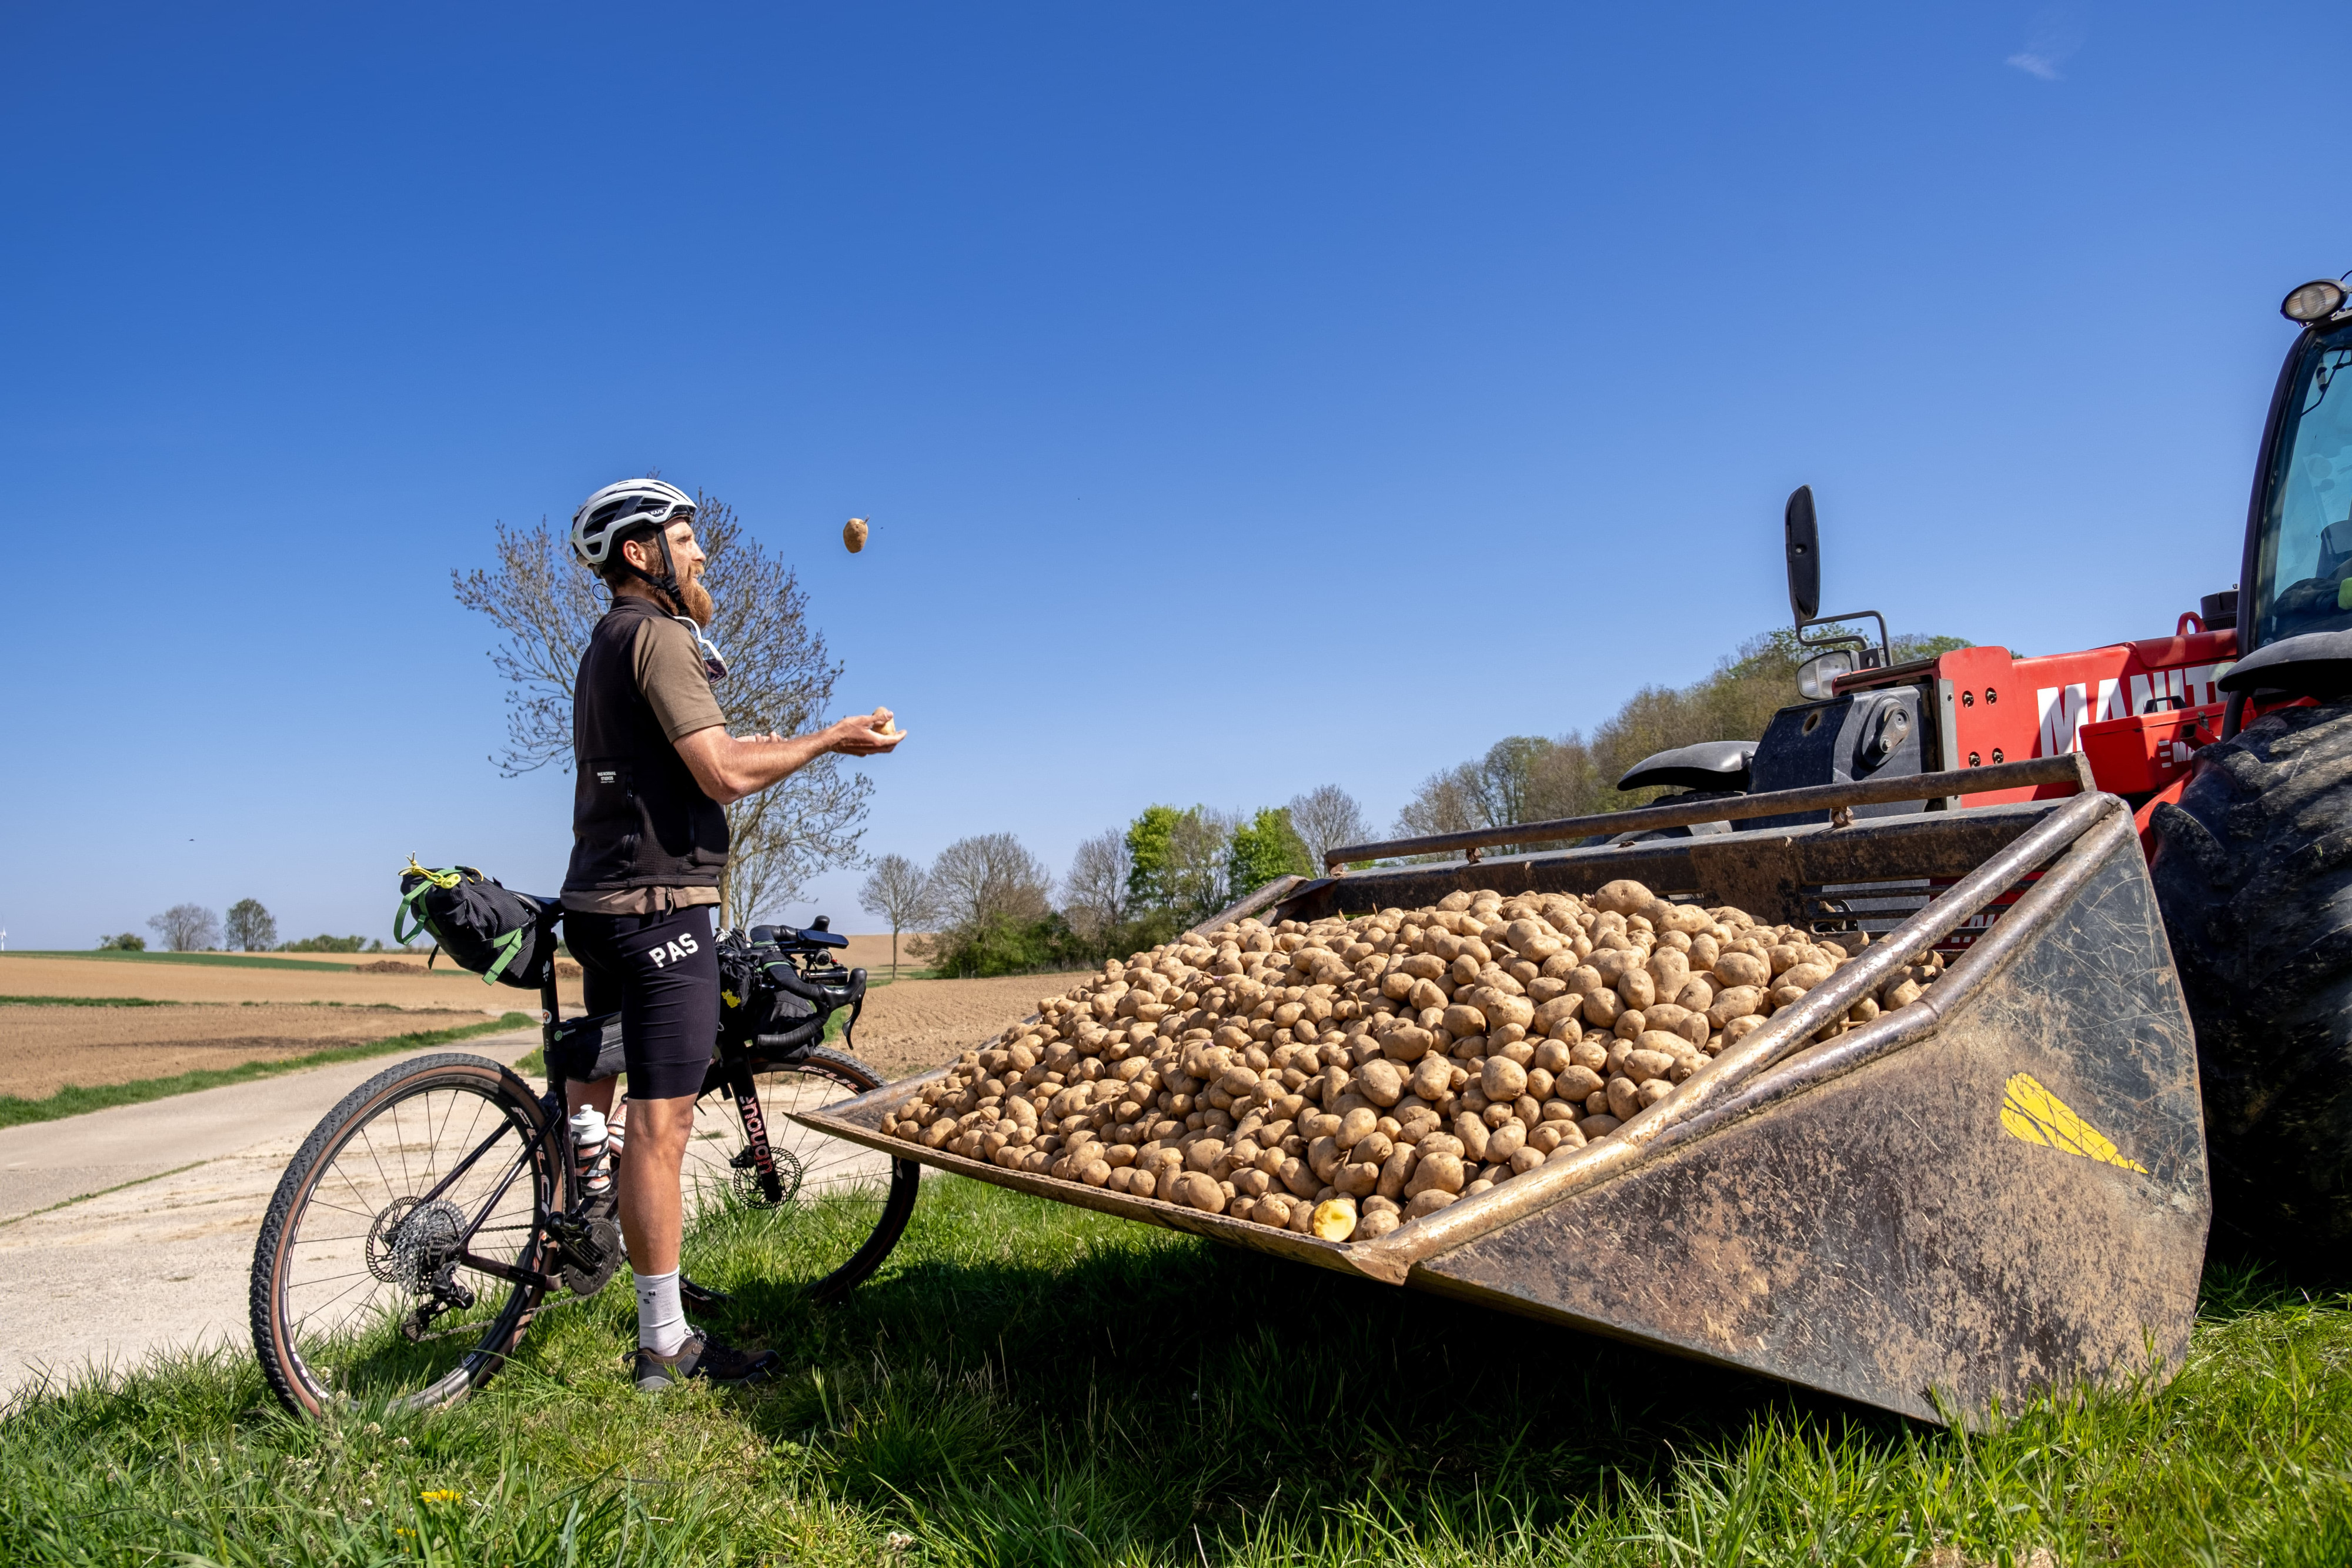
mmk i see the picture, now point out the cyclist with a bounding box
[563,477,904,1391]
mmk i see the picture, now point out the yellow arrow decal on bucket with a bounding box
[2000,1072,2149,1173]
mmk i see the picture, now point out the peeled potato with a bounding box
[1312,1198,1359,1241]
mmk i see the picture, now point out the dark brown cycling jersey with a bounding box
[562,596,730,903]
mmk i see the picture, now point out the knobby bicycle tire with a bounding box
[683,1044,919,1306]
[250,1052,563,1417]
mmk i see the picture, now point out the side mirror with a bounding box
[1785,485,1820,624]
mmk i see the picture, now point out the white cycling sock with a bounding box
[634,1269,688,1356]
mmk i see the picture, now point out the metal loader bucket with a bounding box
[800,760,2209,1426]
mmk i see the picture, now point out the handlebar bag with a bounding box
[718,941,818,1047]
[395,859,559,988]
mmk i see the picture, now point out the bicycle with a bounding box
[248,914,918,1417]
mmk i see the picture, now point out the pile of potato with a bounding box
[883,879,1943,1244]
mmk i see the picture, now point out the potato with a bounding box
[1706,986,1766,1028]
[1378,1145,1418,1199]
[1408,1055,1454,1102]
[1404,1150,1466,1198]
[1481,1057,1529,1101]
[1486,1119,1526,1162]
[1623,1047,1676,1085]
[1711,950,1770,989]
[1312,1198,1358,1241]
[896,887,1867,1242]
[1606,1076,1643,1121]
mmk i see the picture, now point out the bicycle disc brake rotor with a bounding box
[729,1144,804,1208]
[366,1196,468,1290]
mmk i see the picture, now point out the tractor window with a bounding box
[2253,322,2352,646]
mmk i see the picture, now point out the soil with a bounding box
[0,954,581,1012]
[846,971,1094,1082]
[0,948,1061,1101]
[0,1004,503,1101]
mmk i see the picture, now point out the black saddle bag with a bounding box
[395,860,560,988]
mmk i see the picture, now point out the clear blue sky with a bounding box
[2,3,2344,950]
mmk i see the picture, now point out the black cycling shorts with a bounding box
[567,905,718,1102]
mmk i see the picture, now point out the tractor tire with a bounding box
[2150,698,2352,1275]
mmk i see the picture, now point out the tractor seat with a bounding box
[1615,740,1757,794]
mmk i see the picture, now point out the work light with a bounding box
[2283,279,2348,323]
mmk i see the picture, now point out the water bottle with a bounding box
[569,1106,612,1198]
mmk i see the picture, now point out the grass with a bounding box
[0,995,177,1007]
[0,1012,539,1129]
[2,1177,2348,1566]
[0,950,443,972]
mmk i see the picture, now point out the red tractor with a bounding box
[1618,273,2352,1271]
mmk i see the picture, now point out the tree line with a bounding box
[863,625,1966,979]
[103,900,390,954]
[857,784,1371,980]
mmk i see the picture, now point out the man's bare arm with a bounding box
[674,708,905,805]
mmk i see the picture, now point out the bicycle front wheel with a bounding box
[250,1052,562,1417]
[679,1045,918,1305]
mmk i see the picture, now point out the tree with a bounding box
[224,898,278,952]
[857,853,940,979]
[1392,623,1975,844]
[148,904,220,952]
[1227,807,1312,897]
[96,932,145,951]
[1125,805,1235,921]
[1061,829,1132,942]
[926,833,1053,930]
[452,490,873,927]
[1286,784,1371,873]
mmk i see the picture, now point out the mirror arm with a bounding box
[1796,610,1892,667]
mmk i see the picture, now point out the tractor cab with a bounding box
[1618,272,2352,835]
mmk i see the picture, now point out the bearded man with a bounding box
[562,477,904,1391]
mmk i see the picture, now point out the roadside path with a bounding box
[0,1028,541,1402]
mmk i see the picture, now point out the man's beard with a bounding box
[672,571,714,627]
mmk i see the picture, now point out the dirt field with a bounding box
[0,947,1057,1101]
[846,971,1093,1081]
[0,1004,504,1101]
[0,954,579,1011]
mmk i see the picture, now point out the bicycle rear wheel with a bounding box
[679,1045,918,1304]
[250,1052,562,1417]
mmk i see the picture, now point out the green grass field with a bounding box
[2,1175,2347,1566]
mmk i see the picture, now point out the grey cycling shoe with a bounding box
[631,1330,778,1392]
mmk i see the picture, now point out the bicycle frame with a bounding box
[402,929,870,1303]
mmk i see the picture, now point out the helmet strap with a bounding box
[613,527,689,617]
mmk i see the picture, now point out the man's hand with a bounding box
[675,706,907,804]
[830,707,906,757]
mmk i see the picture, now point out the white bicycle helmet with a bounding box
[570,478,696,566]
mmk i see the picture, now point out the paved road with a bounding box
[0,1030,542,1402]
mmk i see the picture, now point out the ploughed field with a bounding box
[0,1002,505,1101]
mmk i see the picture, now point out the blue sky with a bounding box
[2,3,2345,950]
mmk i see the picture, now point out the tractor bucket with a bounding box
[801,761,2209,1426]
